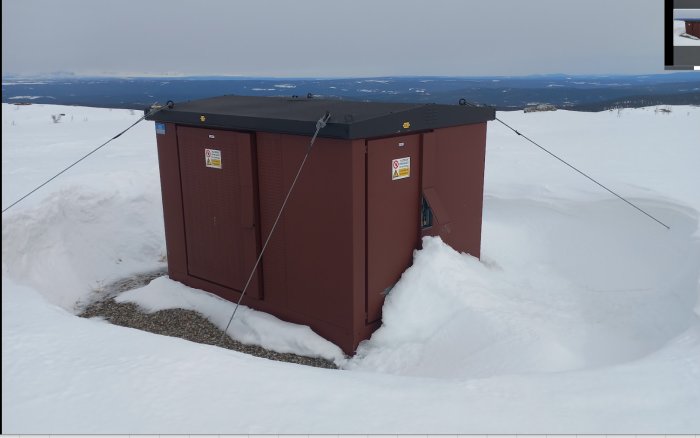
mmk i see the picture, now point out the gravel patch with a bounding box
[79,272,338,370]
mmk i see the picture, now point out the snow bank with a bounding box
[349,223,699,377]
[116,277,346,364]
[2,186,166,309]
[3,103,700,433]
[2,105,166,309]
[489,106,700,321]
[5,269,700,433]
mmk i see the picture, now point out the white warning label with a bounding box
[205,148,222,169]
[391,157,410,180]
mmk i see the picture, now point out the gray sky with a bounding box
[2,0,664,77]
[674,8,700,19]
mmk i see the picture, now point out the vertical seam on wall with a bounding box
[174,125,191,277]
[419,132,425,242]
[364,139,369,324]
[249,131,264,300]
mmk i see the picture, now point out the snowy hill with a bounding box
[2,103,700,433]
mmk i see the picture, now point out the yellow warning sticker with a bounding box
[205,148,222,169]
[391,157,410,180]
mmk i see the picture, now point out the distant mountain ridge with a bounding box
[3,73,699,111]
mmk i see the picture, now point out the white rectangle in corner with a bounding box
[205,148,222,169]
[391,157,410,180]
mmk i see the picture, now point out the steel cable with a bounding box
[218,111,332,345]
[2,102,173,214]
[495,116,670,230]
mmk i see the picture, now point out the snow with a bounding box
[2,105,166,309]
[348,223,699,378]
[116,277,346,364]
[3,103,700,433]
[2,81,49,85]
[674,19,700,46]
[8,95,55,100]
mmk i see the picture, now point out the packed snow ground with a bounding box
[3,103,700,433]
[674,19,700,46]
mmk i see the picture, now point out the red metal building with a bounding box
[685,19,700,38]
[147,95,494,354]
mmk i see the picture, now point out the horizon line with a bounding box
[2,72,692,80]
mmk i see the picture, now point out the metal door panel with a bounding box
[177,126,261,297]
[366,135,420,323]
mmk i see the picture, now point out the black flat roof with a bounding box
[145,95,495,139]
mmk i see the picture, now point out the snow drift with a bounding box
[2,103,700,433]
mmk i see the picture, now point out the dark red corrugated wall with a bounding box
[255,132,367,349]
[687,21,700,38]
[421,123,488,258]
[366,134,421,324]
